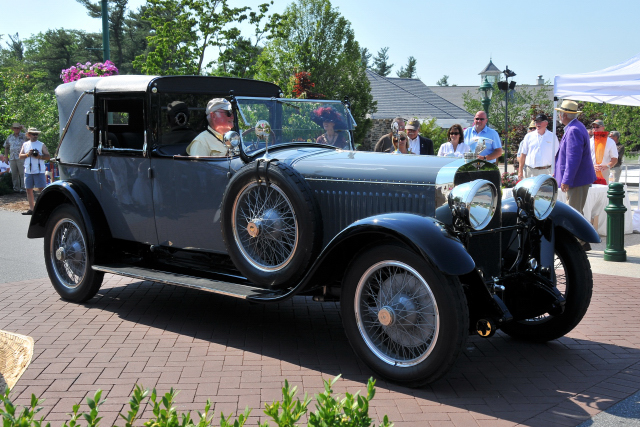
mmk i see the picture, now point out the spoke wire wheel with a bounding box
[232,182,299,271]
[355,261,439,367]
[49,217,88,289]
[520,251,567,324]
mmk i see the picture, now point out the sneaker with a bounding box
[22,210,33,216]
[581,242,591,251]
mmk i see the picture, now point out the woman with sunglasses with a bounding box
[437,124,469,157]
[392,131,409,154]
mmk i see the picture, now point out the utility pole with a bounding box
[101,0,110,61]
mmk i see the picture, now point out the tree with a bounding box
[22,29,104,90]
[463,83,554,164]
[371,47,392,77]
[255,0,376,144]
[213,1,281,79]
[580,103,640,152]
[419,118,448,154]
[5,33,24,61]
[0,68,59,155]
[360,47,371,69]
[133,0,252,76]
[436,75,449,86]
[76,0,129,68]
[396,56,417,78]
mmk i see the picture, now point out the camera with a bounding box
[31,149,39,157]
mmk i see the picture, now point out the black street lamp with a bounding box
[497,66,516,173]
[478,77,494,120]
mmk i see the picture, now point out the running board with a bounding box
[92,263,283,300]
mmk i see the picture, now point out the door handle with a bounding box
[90,167,111,172]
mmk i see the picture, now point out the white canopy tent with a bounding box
[554,52,640,106]
[552,52,640,233]
[552,52,640,139]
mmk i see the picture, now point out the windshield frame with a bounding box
[233,96,357,158]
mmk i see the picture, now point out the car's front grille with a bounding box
[313,184,435,245]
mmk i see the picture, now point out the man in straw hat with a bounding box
[554,100,596,226]
[3,123,27,192]
[18,128,50,215]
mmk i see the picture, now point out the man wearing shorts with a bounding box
[19,127,50,215]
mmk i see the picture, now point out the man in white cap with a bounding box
[3,123,27,192]
[517,114,559,180]
[18,127,50,215]
[186,98,235,156]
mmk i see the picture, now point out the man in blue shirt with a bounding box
[463,111,503,163]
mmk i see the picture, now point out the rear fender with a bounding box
[28,181,111,258]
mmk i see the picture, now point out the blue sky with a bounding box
[2,0,639,86]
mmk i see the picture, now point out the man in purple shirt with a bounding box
[554,99,596,216]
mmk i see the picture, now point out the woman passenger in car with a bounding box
[437,124,470,157]
[312,106,349,149]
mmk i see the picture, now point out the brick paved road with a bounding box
[2,272,639,427]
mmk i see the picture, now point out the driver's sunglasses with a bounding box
[215,110,233,117]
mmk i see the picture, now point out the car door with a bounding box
[94,96,157,245]
[151,154,232,253]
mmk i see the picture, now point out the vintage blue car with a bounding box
[28,75,600,386]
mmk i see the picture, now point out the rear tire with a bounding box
[44,205,104,302]
[501,229,593,342]
[341,245,467,387]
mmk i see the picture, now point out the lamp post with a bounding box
[101,0,110,61]
[479,76,493,120]
[497,66,516,173]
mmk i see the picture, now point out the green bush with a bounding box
[0,376,392,427]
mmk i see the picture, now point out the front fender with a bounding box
[548,201,601,243]
[323,213,475,276]
[502,198,600,243]
[248,213,475,303]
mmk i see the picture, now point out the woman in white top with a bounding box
[437,124,470,157]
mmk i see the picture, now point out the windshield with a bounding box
[235,97,356,156]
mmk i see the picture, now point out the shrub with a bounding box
[0,376,392,427]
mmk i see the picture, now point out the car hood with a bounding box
[268,147,465,185]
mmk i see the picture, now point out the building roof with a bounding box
[478,60,501,75]
[366,70,474,122]
[427,85,554,111]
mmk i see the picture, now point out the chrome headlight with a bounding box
[512,174,557,220]
[448,179,497,230]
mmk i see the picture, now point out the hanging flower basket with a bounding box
[60,60,119,83]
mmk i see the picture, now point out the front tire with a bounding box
[501,229,593,342]
[341,245,468,387]
[44,205,104,302]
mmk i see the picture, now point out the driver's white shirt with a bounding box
[186,126,227,156]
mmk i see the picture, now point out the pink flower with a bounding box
[60,60,119,83]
